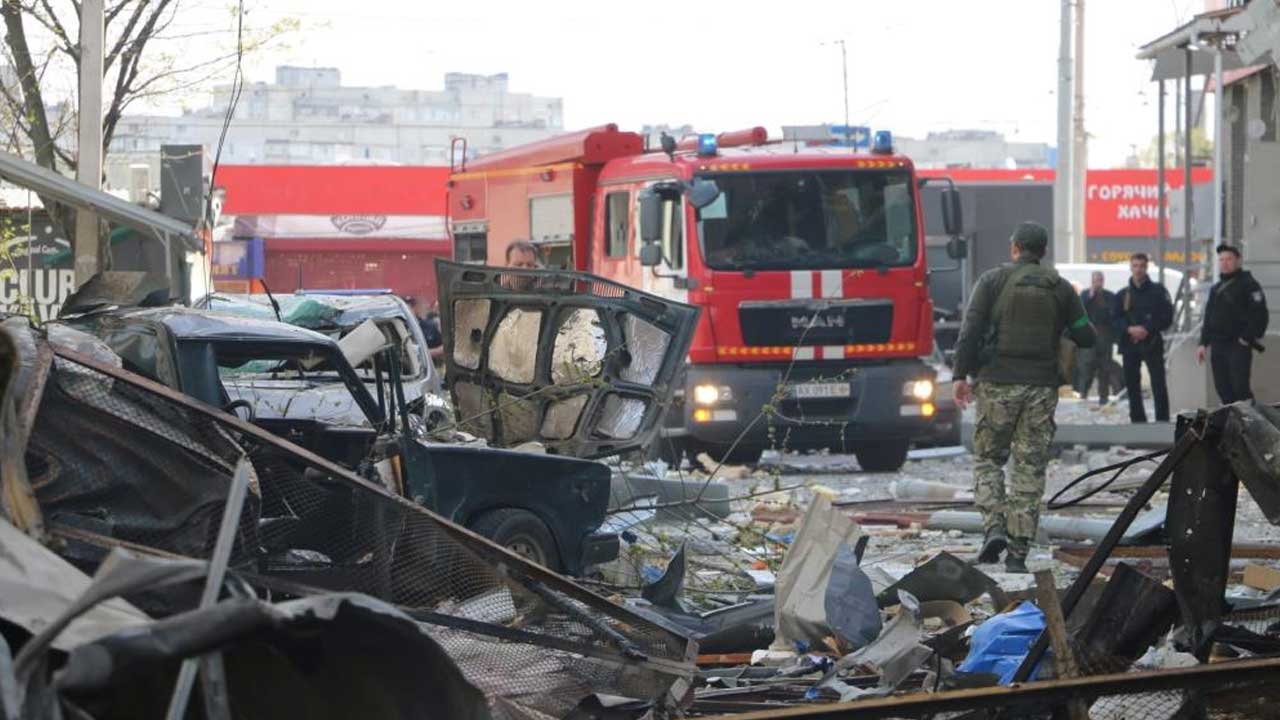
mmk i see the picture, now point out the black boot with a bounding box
[1004,552,1028,574]
[978,527,1007,564]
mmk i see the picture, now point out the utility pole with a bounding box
[1182,46,1193,330]
[1053,0,1073,264]
[840,40,850,149]
[1071,0,1087,263]
[74,0,104,287]
[1212,44,1224,282]
[1157,79,1167,286]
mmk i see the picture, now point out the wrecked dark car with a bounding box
[199,291,451,430]
[55,306,617,574]
[56,263,699,574]
[1,318,697,718]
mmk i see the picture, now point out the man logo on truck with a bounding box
[792,314,845,330]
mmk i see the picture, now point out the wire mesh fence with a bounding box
[25,344,695,719]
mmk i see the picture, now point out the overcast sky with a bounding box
[189,0,1205,167]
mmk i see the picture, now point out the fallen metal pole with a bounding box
[164,459,252,720]
[704,655,1280,719]
[1011,415,1204,683]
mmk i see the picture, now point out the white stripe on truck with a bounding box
[821,270,842,298]
[791,270,812,299]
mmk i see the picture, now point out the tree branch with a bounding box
[104,0,150,74]
[102,0,175,154]
[2,0,59,173]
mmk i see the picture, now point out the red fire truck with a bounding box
[446,125,963,470]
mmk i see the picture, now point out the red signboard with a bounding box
[1083,168,1213,237]
[217,165,449,216]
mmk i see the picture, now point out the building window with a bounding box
[605,191,629,258]
[455,232,487,263]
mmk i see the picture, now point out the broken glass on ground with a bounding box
[552,308,607,385]
[452,299,491,370]
[489,308,542,384]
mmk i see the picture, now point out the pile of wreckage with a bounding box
[6,261,1280,719]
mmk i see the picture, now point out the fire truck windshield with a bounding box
[696,169,917,271]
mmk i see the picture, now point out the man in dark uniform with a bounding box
[1197,243,1268,404]
[1075,271,1117,404]
[1112,253,1174,423]
[953,222,1096,573]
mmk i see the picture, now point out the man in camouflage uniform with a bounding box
[952,222,1096,573]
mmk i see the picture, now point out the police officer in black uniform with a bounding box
[1197,243,1269,404]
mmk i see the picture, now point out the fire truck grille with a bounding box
[738,299,893,346]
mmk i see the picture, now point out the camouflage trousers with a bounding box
[972,382,1058,556]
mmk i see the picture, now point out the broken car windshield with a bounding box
[697,169,917,271]
[216,349,334,378]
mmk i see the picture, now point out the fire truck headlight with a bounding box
[693,384,732,405]
[904,379,934,401]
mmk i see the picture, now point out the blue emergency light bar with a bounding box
[696,134,718,157]
[872,130,893,155]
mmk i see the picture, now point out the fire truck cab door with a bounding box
[636,181,688,305]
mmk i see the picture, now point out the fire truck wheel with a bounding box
[854,440,910,473]
[470,508,562,572]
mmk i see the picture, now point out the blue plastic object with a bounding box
[697,133,718,157]
[957,601,1048,684]
[872,130,894,155]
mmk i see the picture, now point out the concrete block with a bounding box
[963,418,1175,451]
[609,471,731,521]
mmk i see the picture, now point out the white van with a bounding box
[1056,262,1193,297]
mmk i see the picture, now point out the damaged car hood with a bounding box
[435,260,700,459]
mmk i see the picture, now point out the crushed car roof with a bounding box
[203,293,417,332]
[69,306,338,345]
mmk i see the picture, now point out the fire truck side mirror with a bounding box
[638,190,663,244]
[941,188,963,236]
[639,243,663,267]
[687,179,721,210]
[946,235,968,261]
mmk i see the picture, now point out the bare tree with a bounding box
[0,0,296,244]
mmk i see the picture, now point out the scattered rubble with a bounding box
[10,283,1280,717]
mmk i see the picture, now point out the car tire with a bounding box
[469,508,561,572]
[854,440,910,473]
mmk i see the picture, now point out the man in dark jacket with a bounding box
[1075,271,1117,404]
[1197,244,1268,404]
[1111,253,1174,423]
[953,222,1096,573]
